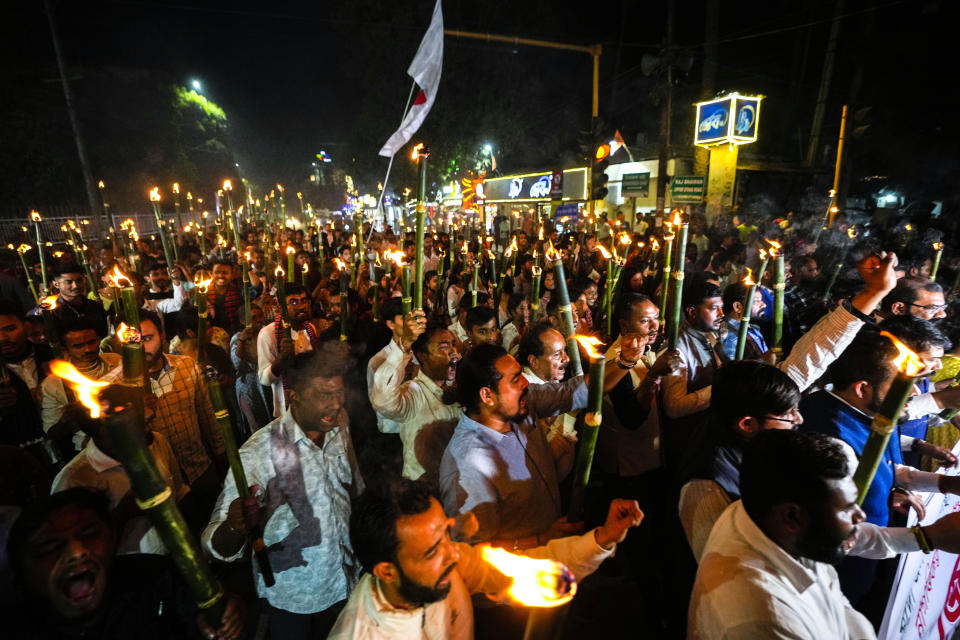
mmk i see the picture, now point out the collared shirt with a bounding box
[40,353,122,450]
[439,376,588,542]
[230,332,272,439]
[447,320,467,344]
[52,431,187,555]
[149,353,222,483]
[366,341,402,436]
[256,322,316,417]
[520,367,578,445]
[328,531,614,640]
[368,340,462,481]
[718,317,768,361]
[202,407,364,614]
[689,500,876,640]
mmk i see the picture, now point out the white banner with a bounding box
[880,443,960,640]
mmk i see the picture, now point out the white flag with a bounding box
[378,0,444,158]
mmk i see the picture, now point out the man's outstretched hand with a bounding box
[594,499,644,549]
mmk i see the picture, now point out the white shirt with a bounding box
[521,367,577,444]
[202,407,363,614]
[447,320,467,344]
[256,322,316,417]
[328,530,615,640]
[368,340,462,481]
[366,343,402,436]
[40,354,122,450]
[689,500,876,640]
[52,432,187,555]
[142,282,189,314]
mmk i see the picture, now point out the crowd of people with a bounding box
[3,204,960,639]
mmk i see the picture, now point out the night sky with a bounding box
[3,0,958,211]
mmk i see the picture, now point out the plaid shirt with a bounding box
[149,353,222,483]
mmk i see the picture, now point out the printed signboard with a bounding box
[694,93,763,147]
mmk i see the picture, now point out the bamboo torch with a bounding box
[38,296,63,357]
[931,242,945,282]
[657,220,675,326]
[568,335,605,521]
[30,210,50,296]
[286,246,296,283]
[387,250,411,316]
[768,239,785,355]
[413,145,429,312]
[667,213,688,350]
[11,244,39,304]
[852,333,924,505]
[545,242,583,377]
[149,188,175,269]
[50,361,227,626]
[333,259,350,342]
[193,272,213,364]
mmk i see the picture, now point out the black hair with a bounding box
[58,315,100,340]
[53,262,84,278]
[827,326,899,392]
[711,361,801,427]
[516,322,556,368]
[350,478,436,573]
[464,305,497,332]
[614,292,654,332]
[0,300,25,319]
[881,315,950,353]
[880,277,944,313]
[722,282,750,315]
[682,280,722,310]
[452,343,507,414]
[175,306,199,340]
[138,309,164,337]
[286,343,350,394]
[285,282,307,298]
[507,292,526,316]
[740,430,850,524]
[381,298,404,324]
[7,487,114,576]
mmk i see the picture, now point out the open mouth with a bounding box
[60,567,99,604]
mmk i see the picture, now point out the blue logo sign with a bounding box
[508,178,524,199]
[529,175,552,198]
[696,100,731,145]
[733,98,760,139]
[695,93,762,147]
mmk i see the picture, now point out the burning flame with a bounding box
[106,265,133,288]
[461,241,469,255]
[350,234,357,247]
[880,331,924,376]
[573,335,605,360]
[217,234,226,247]
[16,243,32,254]
[765,239,782,258]
[619,232,631,246]
[651,238,660,252]
[333,258,348,273]
[172,182,179,194]
[194,271,213,293]
[243,251,251,263]
[671,210,682,226]
[375,252,382,268]
[480,546,576,608]
[386,250,405,268]
[49,361,111,419]
[30,210,42,222]
[538,227,544,241]
[223,179,232,191]
[98,180,105,189]
[39,295,58,311]
[743,267,755,287]
[933,241,944,251]
[759,248,767,261]
[274,265,285,279]
[52,251,64,258]
[905,224,913,231]
[149,187,160,202]
[544,241,561,262]
[285,245,296,255]
[597,245,612,260]
[847,227,857,239]
[410,142,424,161]
[117,322,140,343]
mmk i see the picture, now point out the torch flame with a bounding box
[765,239,782,258]
[410,142,424,161]
[387,250,405,268]
[619,232,632,246]
[743,267,755,287]
[759,248,767,261]
[880,331,924,376]
[223,179,232,191]
[651,238,660,252]
[274,265,285,279]
[49,360,111,419]
[243,251,251,263]
[849,227,858,239]
[480,546,576,608]
[933,241,944,251]
[544,241,561,262]
[302,263,309,274]
[333,258,347,272]
[375,252,382,268]
[538,226,544,241]
[172,182,179,194]
[573,335,605,360]
[105,265,133,288]
[672,210,682,226]
[117,322,140,343]
[16,243,32,254]
[461,241,469,255]
[39,295,58,311]
[149,187,161,202]
[597,245,612,260]
[286,245,296,255]
[30,210,41,222]
[98,180,105,189]
[194,271,213,293]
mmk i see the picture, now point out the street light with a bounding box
[191,79,202,92]
[483,144,493,154]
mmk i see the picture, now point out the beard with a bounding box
[395,562,456,605]
[797,523,857,566]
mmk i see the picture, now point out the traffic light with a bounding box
[591,136,610,201]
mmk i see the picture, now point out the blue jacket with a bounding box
[799,390,903,526]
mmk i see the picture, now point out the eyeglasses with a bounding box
[763,408,803,427]
[910,303,947,313]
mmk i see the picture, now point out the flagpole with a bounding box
[375,80,418,230]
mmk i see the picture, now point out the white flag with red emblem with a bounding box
[378,0,444,158]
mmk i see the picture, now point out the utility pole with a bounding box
[693,0,719,177]
[44,0,102,241]
[805,0,845,167]
[654,0,675,219]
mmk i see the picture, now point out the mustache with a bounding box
[436,562,457,586]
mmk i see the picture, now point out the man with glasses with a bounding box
[257,282,320,417]
[877,277,948,322]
